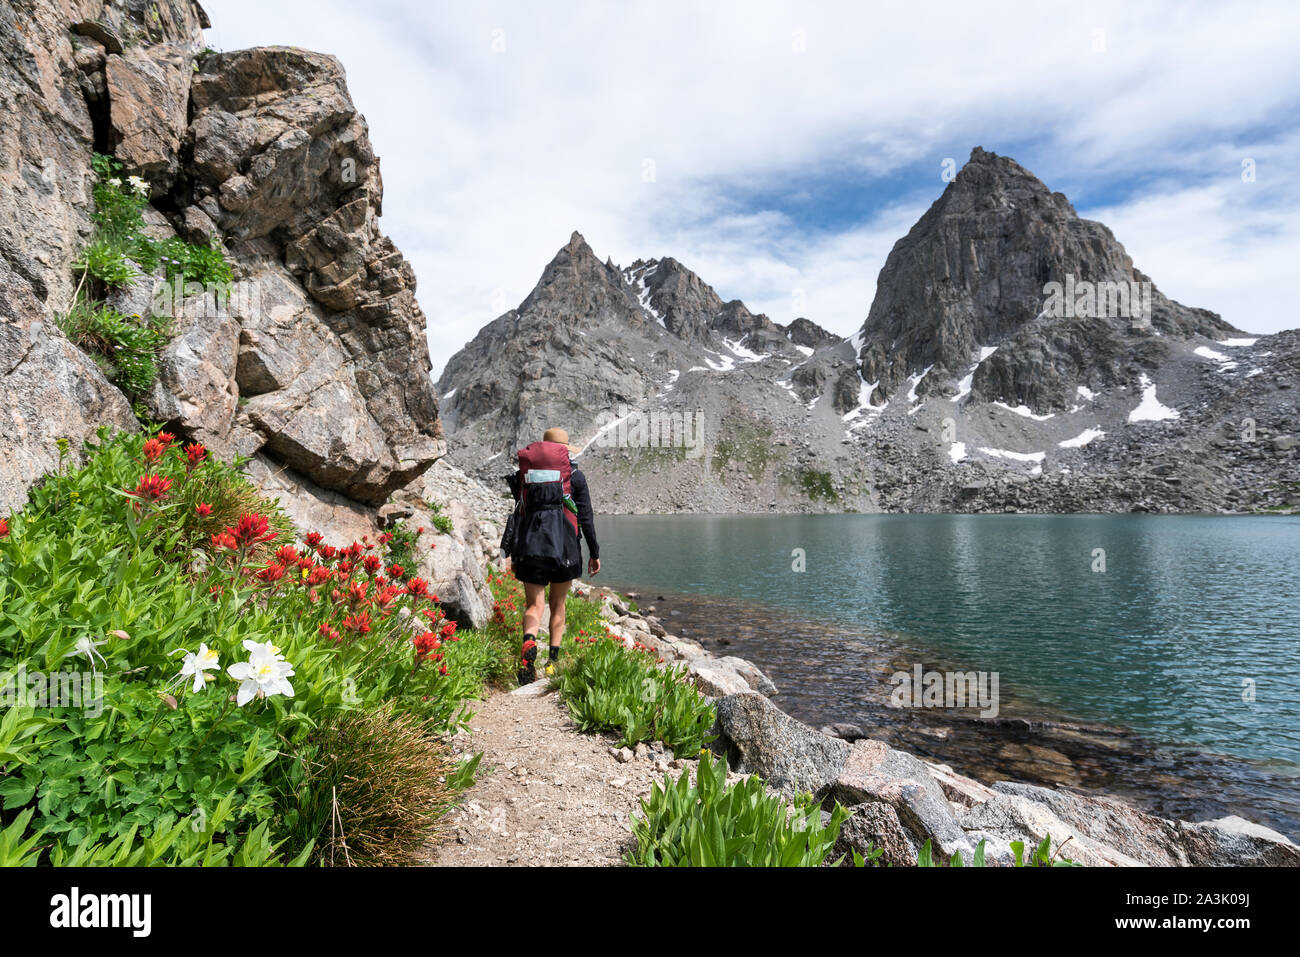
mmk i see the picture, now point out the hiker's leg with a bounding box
[547,579,572,648]
[523,582,547,637]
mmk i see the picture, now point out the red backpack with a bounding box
[513,441,580,563]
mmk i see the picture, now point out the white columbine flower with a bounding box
[174,643,220,693]
[227,639,295,706]
[74,636,109,675]
[126,174,148,196]
[107,177,121,187]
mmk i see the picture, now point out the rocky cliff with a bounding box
[0,1,499,624]
[439,150,1298,515]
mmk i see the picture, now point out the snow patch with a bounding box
[441,388,456,400]
[978,446,1046,475]
[794,344,814,357]
[1076,385,1096,401]
[842,377,886,424]
[906,365,934,405]
[1218,338,1258,347]
[1058,428,1106,449]
[953,346,998,404]
[1128,374,1180,422]
[948,442,967,463]
[1194,346,1230,362]
[993,401,1055,421]
[625,263,667,327]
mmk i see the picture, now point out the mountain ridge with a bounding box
[437,150,1297,515]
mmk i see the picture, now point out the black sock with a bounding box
[523,633,536,643]
[548,645,560,662]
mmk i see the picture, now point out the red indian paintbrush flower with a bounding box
[304,532,324,550]
[128,473,172,501]
[210,530,237,550]
[142,438,166,463]
[255,562,286,583]
[412,631,441,659]
[185,443,206,466]
[406,577,429,598]
[387,564,404,579]
[341,611,371,634]
[320,623,341,643]
[157,431,176,447]
[362,554,382,573]
[196,503,213,517]
[275,545,299,565]
[0,517,9,538]
[227,513,275,548]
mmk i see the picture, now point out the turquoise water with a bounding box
[594,513,1300,779]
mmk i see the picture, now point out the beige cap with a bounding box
[543,427,582,455]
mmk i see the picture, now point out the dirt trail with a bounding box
[422,680,684,866]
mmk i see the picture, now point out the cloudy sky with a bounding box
[207,0,1300,378]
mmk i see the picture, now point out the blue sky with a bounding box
[206,0,1300,377]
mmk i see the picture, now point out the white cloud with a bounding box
[204,0,1300,376]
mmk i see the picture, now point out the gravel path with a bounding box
[422,680,685,866]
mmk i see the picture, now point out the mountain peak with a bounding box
[856,148,1233,410]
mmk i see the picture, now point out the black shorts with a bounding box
[513,558,581,586]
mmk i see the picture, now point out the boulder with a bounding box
[105,44,193,188]
[924,761,997,809]
[144,290,240,452]
[992,781,1184,865]
[414,508,493,630]
[688,659,752,697]
[833,802,920,867]
[714,691,849,799]
[244,454,376,546]
[1179,815,1300,867]
[718,656,777,695]
[957,792,1143,867]
[830,739,973,862]
[185,48,444,502]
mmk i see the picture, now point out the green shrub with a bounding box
[73,237,139,288]
[627,751,848,866]
[423,500,454,536]
[282,703,461,866]
[554,637,716,757]
[55,298,167,397]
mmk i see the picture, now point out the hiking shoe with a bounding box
[517,638,538,685]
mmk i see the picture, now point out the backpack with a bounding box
[511,440,581,565]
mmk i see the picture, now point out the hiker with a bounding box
[501,427,600,684]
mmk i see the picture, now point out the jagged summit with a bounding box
[856,147,1238,411]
